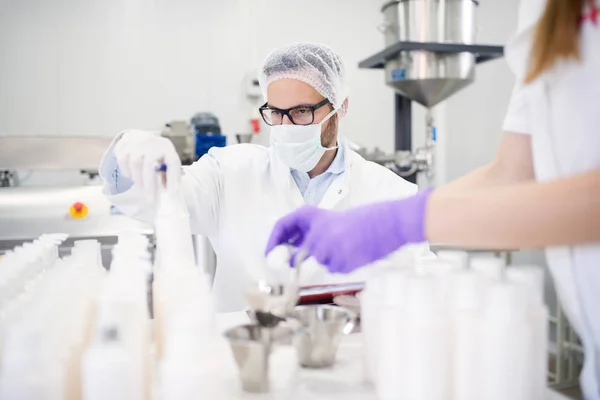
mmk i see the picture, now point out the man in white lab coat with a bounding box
[99,42,432,312]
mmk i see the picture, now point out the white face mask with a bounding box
[270,109,338,172]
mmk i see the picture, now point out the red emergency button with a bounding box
[69,202,88,219]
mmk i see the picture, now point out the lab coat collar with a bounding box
[325,143,346,175]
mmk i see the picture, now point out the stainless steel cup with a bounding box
[289,305,357,368]
[244,248,307,327]
[224,324,293,393]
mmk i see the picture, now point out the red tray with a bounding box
[298,282,364,304]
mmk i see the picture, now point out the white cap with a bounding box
[386,248,418,270]
[436,250,469,271]
[419,259,462,276]
[506,265,544,305]
[470,256,505,281]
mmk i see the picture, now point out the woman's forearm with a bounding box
[426,169,600,249]
[436,132,536,195]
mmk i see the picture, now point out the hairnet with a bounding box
[259,43,349,115]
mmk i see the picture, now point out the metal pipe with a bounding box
[394,94,416,183]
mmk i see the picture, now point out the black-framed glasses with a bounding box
[259,99,330,126]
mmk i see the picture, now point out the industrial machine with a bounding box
[161,120,196,165]
[0,134,220,278]
[0,136,154,264]
[190,112,226,160]
[358,0,503,182]
[161,113,226,165]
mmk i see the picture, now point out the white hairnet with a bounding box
[258,43,349,115]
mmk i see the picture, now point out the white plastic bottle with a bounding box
[470,256,505,281]
[417,259,460,312]
[376,270,410,400]
[401,276,449,400]
[361,270,388,384]
[160,301,220,400]
[506,265,548,400]
[154,190,196,270]
[0,318,64,400]
[480,282,530,400]
[450,272,488,400]
[81,326,144,400]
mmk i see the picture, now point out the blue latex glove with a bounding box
[265,189,432,274]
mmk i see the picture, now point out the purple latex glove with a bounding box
[265,189,432,274]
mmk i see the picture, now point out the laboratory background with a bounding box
[0,0,586,399]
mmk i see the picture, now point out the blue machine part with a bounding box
[391,68,407,80]
[432,126,437,142]
[194,134,226,159]
[191,112,225,159]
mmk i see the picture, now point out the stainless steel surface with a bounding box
[224,324,294,393]
[289,305,357,368]
[236,134,253,144]
[0,136,114,171]
[381,0,477,107]
[549,304,583,391]
[0,185,152,242]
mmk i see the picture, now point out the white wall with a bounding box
[442,0,520,181]
[0,0,398,153]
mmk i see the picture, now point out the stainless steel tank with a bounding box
[380,0,478,107]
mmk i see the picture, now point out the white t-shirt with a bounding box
[502,0,600,398]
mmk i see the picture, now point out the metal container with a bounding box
[289,305,357,368]
[224,324,293,393]
[235,134,253,144]
[380,0,478,107]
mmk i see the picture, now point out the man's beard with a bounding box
[320,114,338,147]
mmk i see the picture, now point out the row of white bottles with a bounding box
[364,250,548,400]
[0,237,106,400]
[0,234,67,364]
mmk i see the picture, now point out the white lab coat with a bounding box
[503,0,600,397]
[99,139,432,312]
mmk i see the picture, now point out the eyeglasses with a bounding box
[259,99,330,126]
